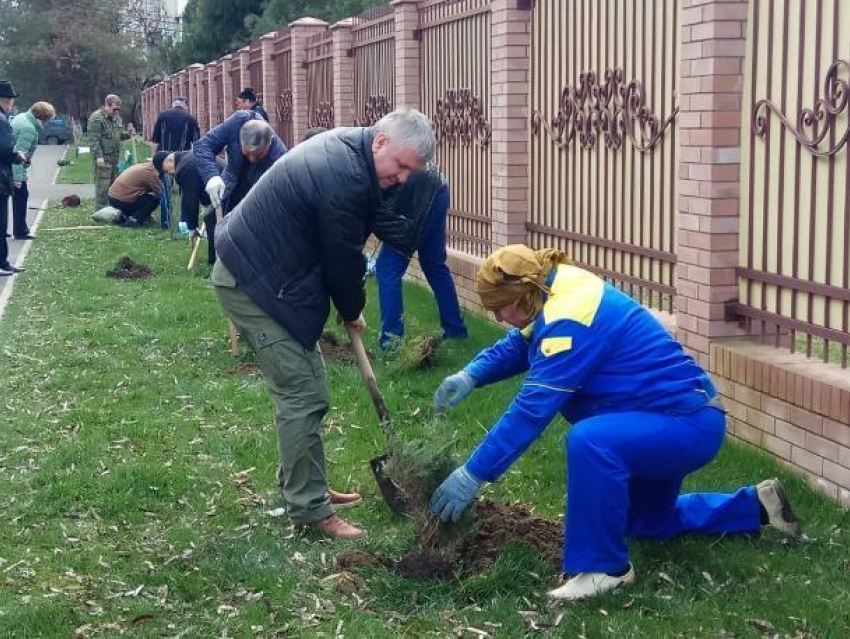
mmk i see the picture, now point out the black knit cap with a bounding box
[152,151,170,174]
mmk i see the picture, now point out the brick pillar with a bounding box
[238,46,251,93]
[260,32,279,132]
[221,55,234,118]
[331,18,355,127]
[194,64,208,133]
[392,0,420,109]
[489,0,532,249]
[676,0,750,368]
[289,17,329,142]
[187,65,200,116]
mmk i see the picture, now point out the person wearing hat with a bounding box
[0,80,27,276]
[429,244,802,602]
[88,94,131,209]
[235,88,269,122]
[11,101,56,240]
[151,97,201,230]
[156,149,224,237]
[106,156,162,227]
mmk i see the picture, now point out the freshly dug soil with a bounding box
[338,499,563,581]
[412,335,442,369]
[226,363,259,375]
[107,256,152,279]
[319,331,373,364]
[459,499,562,571]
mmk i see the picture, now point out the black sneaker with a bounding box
[0,263,22,274]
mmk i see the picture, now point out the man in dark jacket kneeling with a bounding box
[211,110,437,539]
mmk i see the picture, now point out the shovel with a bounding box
[344,324,409,515]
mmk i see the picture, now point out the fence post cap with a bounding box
[330,17,355,30]
[259,31,277,41]
[289,16,329,28]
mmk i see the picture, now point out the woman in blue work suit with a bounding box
[430,245,801,602]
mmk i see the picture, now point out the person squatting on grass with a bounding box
[11,101,56,240]
[430,244,802,602]
[107,157,162,227]
[194,112,286,264]
[211,109,437,540]
[0,79,26,276]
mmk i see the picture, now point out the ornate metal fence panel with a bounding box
[212,63,225,127]
[248,41,264,101]
[352,4,395,126]
[737,0,850,367]
[272,29,294,148]
[305,30,335,129]
[530,0,679,312]
[419,0,492,258]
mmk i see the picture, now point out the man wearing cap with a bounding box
[88,94,130,208]
[151,97,201,230]
[0,80,27,276]
[429,244,802,602]
[106,157,162,227]
[235,88,269,122]
[155,149,224,236]
[193,111,286,264]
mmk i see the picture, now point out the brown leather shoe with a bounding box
[310,514,365,540]
[329,488,363,510]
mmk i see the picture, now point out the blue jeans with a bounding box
[375,185,467,347]
[159,175,173,229]
[563,406,760,574]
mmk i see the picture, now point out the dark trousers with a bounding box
[109,193,160,225]
[179,179,208,231]
[11,181,30,237]
[0,196,9,266]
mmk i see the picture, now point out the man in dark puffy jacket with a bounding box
[194,111,286,263]
[0,80,26,276]
[212,109,436,540]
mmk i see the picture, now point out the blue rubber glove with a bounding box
[434,370,476,413]
[429,465,483,522]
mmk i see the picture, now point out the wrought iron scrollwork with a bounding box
[276,89,292,124]
[531,67,678,153]
[434,88,491,147]
[310,101,335,128]
[752,59,849,157]
[358,94,392,126]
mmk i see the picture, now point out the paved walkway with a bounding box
[1,144,94,319]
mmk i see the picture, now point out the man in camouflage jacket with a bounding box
[88,95,128,208]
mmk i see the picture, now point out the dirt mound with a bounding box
[460,499,562,571]
[61,194,81,207]
[319,331,373,364]
[226,363,259,375]
[343,499,562,581]
[107,256,152,279]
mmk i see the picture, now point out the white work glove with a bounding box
[434,370,476,413]
[205,176,225,209]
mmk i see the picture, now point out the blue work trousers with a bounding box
[375,186,467,347]
[159,174,173,229]
[563,406,761,574]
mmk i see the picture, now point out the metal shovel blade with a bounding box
[370,453,409,516]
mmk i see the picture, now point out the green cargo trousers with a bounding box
[212,262,334,525]
[94,159,119,208]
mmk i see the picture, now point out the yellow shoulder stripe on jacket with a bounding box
[542,265,604,327]
[540,336,573,357]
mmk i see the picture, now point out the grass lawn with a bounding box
[1,201,849,637]
[58,139,152,185]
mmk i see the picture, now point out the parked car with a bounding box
[38,117,73,145]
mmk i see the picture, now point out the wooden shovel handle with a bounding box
[344,324,392,427]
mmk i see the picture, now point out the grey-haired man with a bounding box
[193,111,286,263]
[212,110,437,539]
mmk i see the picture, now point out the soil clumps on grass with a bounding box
[226,362,259,375]
[107,256,152,279]
[319,331,374,364]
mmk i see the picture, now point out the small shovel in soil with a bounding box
[344,325,409,515]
